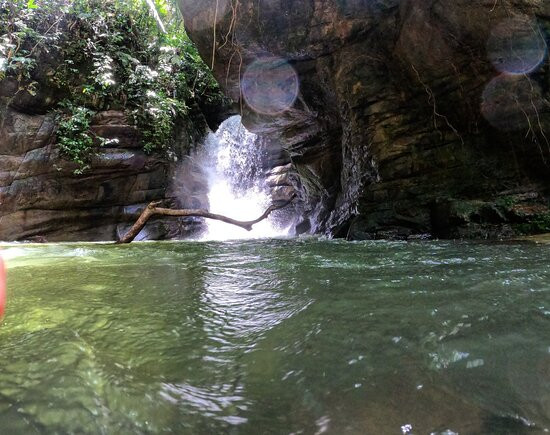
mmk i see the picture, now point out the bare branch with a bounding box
[117,196,295,243]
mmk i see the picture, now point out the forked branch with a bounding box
[117,196,295,243]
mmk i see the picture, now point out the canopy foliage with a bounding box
[0,0,227,173]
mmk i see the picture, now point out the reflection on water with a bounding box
[0,239,548,433]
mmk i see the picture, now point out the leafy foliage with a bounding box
[0,0,228,172]
[55,103,95,174]
[514,213,550,235]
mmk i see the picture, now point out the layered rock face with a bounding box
[0,2,231,242]
[0,105,188,241]
[180,0,550,239]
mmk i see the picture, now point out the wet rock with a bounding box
[515,233,550,244]
[0,105,197,241]
[180,0,550,239]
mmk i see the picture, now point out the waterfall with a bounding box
[198,116,290,240]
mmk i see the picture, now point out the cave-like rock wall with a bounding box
[180,0,550,239]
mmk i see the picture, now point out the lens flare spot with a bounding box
[481,74,545,132]
[242,57,299,115]
[487,16,547,75]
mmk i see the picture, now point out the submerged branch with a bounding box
[117,196,296,244]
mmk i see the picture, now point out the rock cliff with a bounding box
[180,0,550,239]
[0,1,227,242]
[0,103,194,241]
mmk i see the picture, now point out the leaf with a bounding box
[154,0,168,17]
[27,0,38,9]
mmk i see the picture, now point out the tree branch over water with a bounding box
[117,196,296,243]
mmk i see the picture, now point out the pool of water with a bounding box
[0,239,548,434]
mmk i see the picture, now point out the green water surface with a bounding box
[0,239,548,434]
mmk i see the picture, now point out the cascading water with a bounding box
[198,116,289,240]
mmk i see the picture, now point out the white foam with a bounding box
[198,116,289,241]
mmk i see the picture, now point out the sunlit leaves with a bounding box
[92,54,116,88]
[56,104,96,174]
[1,0,227,172]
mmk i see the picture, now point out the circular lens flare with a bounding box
[241,57,299,115]
[481,74,545,132]
[487,16,547,75]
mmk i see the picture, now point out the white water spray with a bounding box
[199,116,289,240]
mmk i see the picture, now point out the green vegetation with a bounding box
[514,212,550,235]
[55,103,96,174]
[0,0,228,172]
[495,195,517,210]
